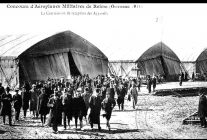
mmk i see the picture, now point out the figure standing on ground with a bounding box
[137,76,141,92]
[198,90,207,128]
[82,87,91,122]
[60,88,73,130]
[0,87,12,126]
[13,88,22,122]
[129,80,138,109]
[47,91,63,134]
[21,86,30,118]
[116,83,126,111]
[88,88,102,131]
[179,74,182,86]
[192,72,195,82]
[101,92,116,131]
[146,75,152,93]
[152,75,157,92]
[38,87,50,126]
[29,84,39,118]
[72,88,87,129]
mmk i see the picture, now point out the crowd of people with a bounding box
[0,74,153,133]
[1,72,206,133]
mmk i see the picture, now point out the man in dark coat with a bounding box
[116,83,126,111]
[152,76,157,92]
[146,76,152,93]
[88,88,102,131]
[60,88,73,130]
[13,88,22,122]
[181,72,184,82]
[0,83,5,109]
[0,87,12,126]
[101,92,116,131]
[106,81,115,100]
[192,72,195,82]
[198,90,207,128]
[47,91,63,134]
[137,77,141,92]
[38,87,50,126]
[100,83,107,101]
[21,86,31,118]
[72,88,87,129]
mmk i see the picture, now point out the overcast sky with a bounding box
[1,3,207,61]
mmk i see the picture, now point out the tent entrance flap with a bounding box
[68,51,81,76]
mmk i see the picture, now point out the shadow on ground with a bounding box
[113,108,153,112]
[0,129,6,134]
[58,127,146,135]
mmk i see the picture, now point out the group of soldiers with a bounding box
[0,74,143,133]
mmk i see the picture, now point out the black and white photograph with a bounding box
[0,3,207,139]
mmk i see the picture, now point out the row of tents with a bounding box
[109,42,207,81]
[0,30,207,88]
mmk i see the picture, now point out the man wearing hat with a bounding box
[0,87,12,126]
[21,85,31,118]
[60,88,73,130]
[101,91,116,131]
[47,91,63,134]
[129,80,138,109]
[88,88,102,131]
[38,87,50,126]
[82,87,92,122]
[106,81,115,100]
[72,88,87,129]
[13,87,22,122]
[116,83,126,111]
[29,84,39,118]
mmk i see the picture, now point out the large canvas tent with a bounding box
[196,48,207,75]
[178,47,207,79]
[135,42,184,81]
[0,31,108,89]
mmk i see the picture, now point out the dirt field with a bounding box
[0,81,207,139]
